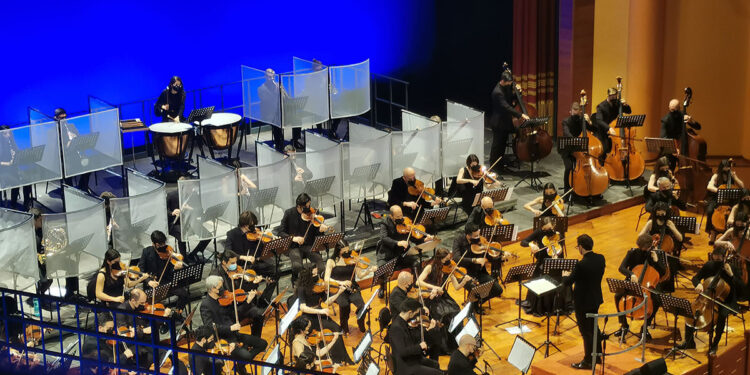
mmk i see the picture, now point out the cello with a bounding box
[570,90,609,197]
[604,76,645,181]
[617,240,661,319]
[504,63,553,163]
[711,159,737,234]
[681,87,707,161]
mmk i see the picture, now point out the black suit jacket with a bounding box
[388,177,421,214]
[225,226,261,257]
[379,218,416,258]
[390,315,426,374]
[563,251,605,311]
[489,83,521,131]
[447,350,478,375]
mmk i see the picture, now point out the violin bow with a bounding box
[538,188,574,216]
[316,313,337,373]
[414,266,428,346]
[402,206,423,248]
[440,250,470,290]
[239,232,264,290]
[230,275,240,327]
[478,156,504,183]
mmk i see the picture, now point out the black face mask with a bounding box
[742,200,750,207]
[470,164,481,172]
[395,218,404,225]
[655,215,667,223]
[204,341,215,350]
[736,225,746,232]
[484,208,494,216]
[443,259,452,266]
[407,179,416,186]
[136,304,146,312]
[302,206,312,214]
[570,114,582,122]
[470,237,481,245]
[543,229,555,237]
[111,262,122,270]
[341,251,352,259]
[172,85,182,93]
[543,193,556,201]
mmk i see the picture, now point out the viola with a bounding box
[395,216,431,240]
[312,278,328,294]
[541,233,563,257]
[124,265,152,281]
[543,195,566,217]
[208,339,233,356]
[218,288,254,307]
[228,265,264,283]
[301,207,326,228]
[307,328,337,345]
[604,76,645,181]
[246,228,275,242]
[326,279,352,294]
[408,314,444,329]
[23,324,52,347]
[156,245,183,266]
[407,286,435,300]
[111,262,127,279]
[143,302,171,316]
[484,209,508,226]
[471,237,518,274]
[407,179,439,203]
[570,90,609,197]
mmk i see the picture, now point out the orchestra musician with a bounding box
[645,177,687,215]
[560,102,590,192]
[447,334,480,375]
[645,157,673,198]
[56,108,92,194]
[114,288,168,369]
[323,240,373,334]
[613,234,666,341]
[489,70,529,173]
[191,325,225,375]
[520,217,572,316]
[284,144,313,197]
[167,184,211,263]
[0,125,32,210]
[277,193,329,282]
[389,271,447,360]
[417,248,473,326]
[715,211,750,299]
[80,313,117,374]
[389,298,443,375]
[210,250,268,337]
[199,275,268,371]
[225,210,278,282]
[452,223,504,313]
[290,316,342,371]
[137,231,189,313]
[389,272,415,319]
[154,76,185,123]
[293,263,353,364]
[638,202,683,292]
[377,205,433,297]
[388,167,443,220]
[455,154,501,215]
[523,182,565,217]
[705,159,744,244]
[727,189,750,228]
[467,197,498,229]
[562,234,605,370]
[88,248,148,308]
[661,98,701,160]
[677,246,746,355]
[593,88,631,165]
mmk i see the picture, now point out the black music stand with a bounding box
[145,283,171,303]
[480,224,516,283]
[496,263,539,332]
[557,137,589,206]
[614,114,646,193]
[187,106,215,159]
[351,163,381,230]
[659,294,700,364]
[524,274,561,357]
[303,176,336,209]
[671,216,698,236]
[262,237,292,295]
[716,188,744,206]
[467,280,504,362]
[645,137,678,159]
[541,258,578,336]
[370,259,397,307]
[311,232,344,261]
[606,278,645,343]
[418,206,450,225]
[170,263,204,315]
[246,186,279,224]
[473,186,510,206]
[514,117,551,191]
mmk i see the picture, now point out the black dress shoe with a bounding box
[377,289,385,299]
[571,360,592,370]
[614,325,629,340]
[677,341,696,350]
[357,317,366,332]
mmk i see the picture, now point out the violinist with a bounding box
[452,223,504,313]
[645,177,686,215]
[210,250,267,337]
[448,334,480,375]
[417,248,473,325]
[727,189,750,228]
[388,167,443,220]
[114,288,162,369]
[377,205,431,297]
[561,101,591,191]
[661,98,701,159]
[489,70,529,173]
[191,325,225,375]
[80,313,117,374]
[389,298,443,375]
[324,240,373,334]
[389,271,415,318]
[524,182,565,217]
[613,234,666,341]
[294,263,353,364]
[290,317,342,371]
[645,157,673,197]
[639,202,683,292]
[593,87,630,164]
[705,159,744,243]
[520,217,572,316]
[277,193,329,281]
[137,230,189,313]
[226,210,278,281]
[455,154,502,215]
[677,247,746,354]
[467,197,500,229]
[284,144,313,196]
[199,275,268,371]
[88,248,148,308]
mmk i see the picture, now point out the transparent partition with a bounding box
[330,59,371,119]
[0,209,38,290]
[391,121,441,184]
[110,170,168,256]
[401,110,439,132]
[42,202,107,279]
[280,68,330,128]
[28,107,53,125]
[349,122,389,143]
[304,130,339,152]
[0,122,63,191]
[88,95,117,113]
[179,158,238,241]
[443,100,485,177]
[293,145,342,209]
[238,158,293,226]
[343,132,391,200]
[60,109,123,178]
[63,185,102,212]
[255,141,286,167]
[292,56,325,74]
[242,66,281,126]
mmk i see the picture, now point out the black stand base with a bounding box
[514,160,546,191]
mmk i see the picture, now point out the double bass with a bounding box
[504,63,553,163]
[570,90,609,197]
[604,76,645,181]
[681,87,707,161]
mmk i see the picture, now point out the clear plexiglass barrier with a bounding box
[0,208,38,290]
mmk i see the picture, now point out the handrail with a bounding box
[586,293,648,375]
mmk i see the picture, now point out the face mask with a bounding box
[543,192,556,201]
[407,179,416,186]
[227,263,238,272]
[443,259,451,265]
[470,164,481,172]
[484,208,494,216]
[736,225,746,232]
[111,262,122,270]
[543,229,555,237]
[341,251,352,259]
[395,218,404,225]
[470,237,481,245]
[302,206,311,214]
[656,215,667,223]
[136,304,146,312]
[204,341,215,349]
[172,85,182,93]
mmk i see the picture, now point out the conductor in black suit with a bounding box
[488,71,529,172]
[562,234,606,370]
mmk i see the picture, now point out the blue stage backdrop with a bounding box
[1,0,435,125]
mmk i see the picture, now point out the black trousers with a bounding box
[490,127,513,171]
[336,289,366,330]
[229,331,268,373]
[704,199,718,234]
[684,309,728,348]
[468,272,503,305]
[575,306,602,363]
[168,224,211,257]
[614,291,661,328]
[287,246,324,278]
[237,301,266,337]
[562,154,575,191]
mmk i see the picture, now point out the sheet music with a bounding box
[455,318,479,344]
[508,336,536,373]
[279,299,299,335]
[450,302,472,332]
[524,278,557,295]
[262,344,280,375]
[353,332,372,363]
[506,187,514,200]
[365,362,379,375]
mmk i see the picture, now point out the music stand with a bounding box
[614,114,646,193]
[468,280,504,362]
[418,206,450,225]
[716,188,744,205]
[187,106,215,159]
[533,216,569,241]
[496,263,539,332]
[645,137,678,158]
[145,283,171,303]
[514,117,551,191]
[541,258,578,336]
[264,286,290,353]
[352,163,382,230]
[523,274,560,357]
[303,176,336,208]
[357,287,380,333]
[473,187,510,206]
[508,334,537,374]
[311,232,344,257]
[370,259,397,307]
[606,278,645,342]
[480,224,516,282]
[246,186,278,224]
[261,236,292,295]
[671,216,698,236]
[557,137,588,206]
[659,294,700,364]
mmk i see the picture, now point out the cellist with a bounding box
[638,202,683,292]
[727,189,750,228]
[613,234,666,342]
[677,246,746,355]
[705,159,744,244]
[645,177,687,215]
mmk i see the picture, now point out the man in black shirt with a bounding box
[453,223,503,311]
[378,205,430,271]
[563,234,605,370]
[489,71,529,172]
[560,102,592,191]
[678,246,745,354]
[276,193,329,279]
[200,275,267,373]
[80,313,117,375]
[154,76,186,123]
[466,197,495,229]
[225,210,278,282]
[114,288,161,369]
[389,298,442,375]
[388,167,442,220]
[137,231,189,311]
[661,98,701,157]
[166,187,210,262]
[209,250,267,337]
[190,325,223,375]
[593,88,631,164]
[613,234,665,341]
[448,334,479,375]
[389,271,414,319]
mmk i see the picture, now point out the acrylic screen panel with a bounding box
[0,209,38,289]
[28,107,53,125]
[391,121,441,184]
[401,110,438,132]
[329,59,371,119]
[343,132,391,200]
[178,158,238,241]
[280,68,330,128]
[292,145,342,209]
[0,122,62,191]
[110,170,168,256]
[255,141,286,167]
[238,158,293,226]
[89,96,116,113]
[292,56,319,74]
[304,130,338,152]
[60,109,123,177]
[63,185,102,212]
[242,65,281,127]
[42,202,107,279]
[349,122,389,143]
[443,100,484,177]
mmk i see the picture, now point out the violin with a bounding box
[395,216,431,240]
[228,265,264,283]
[217,288,256,307]
[246,228,275,242]
[543,195,566,217]
[208,339,233,356]
[307,328,337,345]
[484,209,509,226]
[408,314,444,329]
[407,286,435,300]
[23,324,52,347]
[441,260,469,280]
[407,179,439,203]
[312,278,328,294]
[344,250,376,270]
[111,262,127,279]
[156,245,184,266]
[471,165,501,185]
[604,76,646,181]
[123,265,153,281]
[541,232,563,257]
[326,279,353,294]
[302,207,326,227]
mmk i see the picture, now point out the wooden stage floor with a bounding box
[247,204,749,375]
